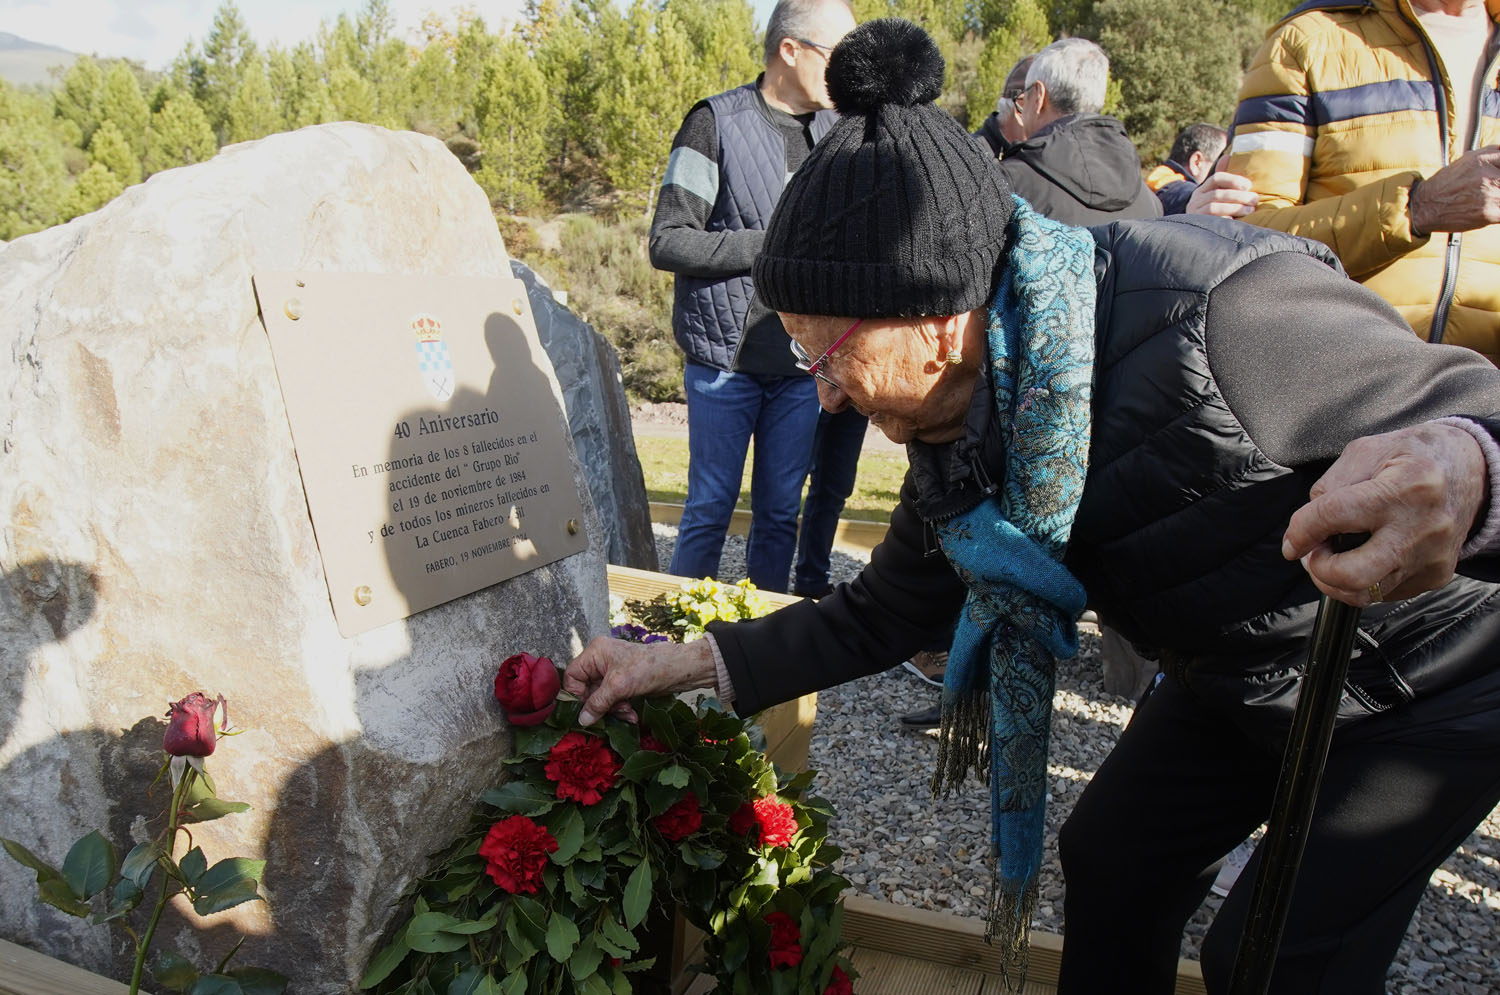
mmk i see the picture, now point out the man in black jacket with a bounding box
[999,37,1160,226]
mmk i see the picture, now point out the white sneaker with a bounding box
[901,650,947,687]
[1210,839,1255,897]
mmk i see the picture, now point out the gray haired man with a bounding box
[998,37,1160,225]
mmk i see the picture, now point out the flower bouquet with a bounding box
[360,648,855,995]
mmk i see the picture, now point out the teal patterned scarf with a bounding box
[931,198,1096,983]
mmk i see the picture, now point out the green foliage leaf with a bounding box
[183,797,252,823]
[618,749,668,783]
[622,860,652,929]
[513,723,568,757]
[576,974,610,995]
[510,894,548,948]
[678,841,725,870]
[179,846,208,886]
[598,914,639,955]
[224,968,288,995]
[153,950,201,992]
[121,839,165,888]
[192,877,263,916]
[61,830,115,900]
[544,910,580,962]
[406,911,470,952]
[548,806,585,863]
[499,971,527,995]
[92,878,143,925]
[445,966,483,995]
[198,857,266,895]
[480,780,557,816]
[186,975,243,995]
[444,911,499,935]
[2,837,63,884]
[359,938,409,989]
[602,719,642,760]
[656,764,690,788]
[37,876,90,917]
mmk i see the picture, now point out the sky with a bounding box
[3,0,781,72]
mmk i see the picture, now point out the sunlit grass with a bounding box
[634,435,907,524]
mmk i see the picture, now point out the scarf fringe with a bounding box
[984,863,1038,991]
[930,691,991,797]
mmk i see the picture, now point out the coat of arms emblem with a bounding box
[412,313,454,401]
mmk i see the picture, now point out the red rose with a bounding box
[823,965,853,995]
[478,815,558,893]
[544,731,621,805]
[163,693,224,757]
[494,652,560,727]
[653,792,702,841]
[765,911,802,969]
[728,802,757,837]
[639,732,670,754]
[752,795,799,849]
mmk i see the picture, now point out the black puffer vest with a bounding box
[1071,218,1500,718]
[671,84,835,370]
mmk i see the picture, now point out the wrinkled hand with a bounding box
[1282,423,1487,606]
[1409,146,1500,235]
[564,636,718,726]
[1186,171,1259,218]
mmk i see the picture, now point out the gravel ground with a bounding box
[650,523,1500,992]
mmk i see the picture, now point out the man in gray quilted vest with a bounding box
[647,0,856,594]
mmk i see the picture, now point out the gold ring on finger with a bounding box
[1367,580,1382,603]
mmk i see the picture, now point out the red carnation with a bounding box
[477,815,558,894]
[766,911,803,969]
[728,801,757,837]
[752,795,799,849]
[823,965,853,995]
[545,731,621,805]
[639,732,671,754]
[653,792,702,841]
[494,652,560,727]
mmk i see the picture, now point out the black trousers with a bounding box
[1055,666,1500,994]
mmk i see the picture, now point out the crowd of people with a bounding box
[626,1,1500,992]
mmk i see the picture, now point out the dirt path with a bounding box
[629,401,906,456]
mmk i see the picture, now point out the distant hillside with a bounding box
[0,32,77,88]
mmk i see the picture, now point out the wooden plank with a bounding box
[0,939,137,995]
[646,503,890,555]
[841,896,1206,995]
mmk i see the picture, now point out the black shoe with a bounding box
[792,583,835,600]
[898,704,942,730]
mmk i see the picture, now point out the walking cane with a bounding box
[1227,537,1366,995]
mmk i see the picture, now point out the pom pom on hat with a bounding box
[827,18,945,113]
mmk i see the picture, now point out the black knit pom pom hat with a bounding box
[753,18,1015,318]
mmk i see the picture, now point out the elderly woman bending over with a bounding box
[566,21,1500,995]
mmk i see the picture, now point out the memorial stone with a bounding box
[512,260,657,570]
[0,122,609,992]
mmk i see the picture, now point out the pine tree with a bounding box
[408,40,460,135]
[0,81,72,238]
[475,35,551,212]
[55,56,106,147]
[226,54,281,142]
[144,95,218,175]
[329,65,378,122]
[65,162,126,217]
[532,2,605,196]
[276,43,337,129]
[97,62,151,163]
[200,1,257,141]
[88,119,141,185]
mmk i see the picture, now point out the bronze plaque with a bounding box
[255,271,589,637]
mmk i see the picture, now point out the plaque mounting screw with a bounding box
[512,299,524,315]
[566,519,579,535]
[354,585,373,606]
[284,298,304,320]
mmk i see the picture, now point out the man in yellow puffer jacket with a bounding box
[1226,0,1500,363]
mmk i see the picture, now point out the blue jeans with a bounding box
[792,407,868,594]
[669,360,821,593]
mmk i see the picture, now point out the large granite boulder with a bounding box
[513,260,656,570]
[0,123,609,992]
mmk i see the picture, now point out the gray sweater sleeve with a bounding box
[647,102,765,279]
[1206,250,1500,569]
